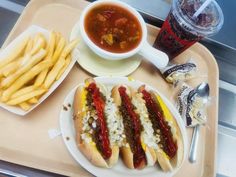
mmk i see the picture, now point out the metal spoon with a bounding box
[189,82,210,163]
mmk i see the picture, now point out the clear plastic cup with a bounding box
[153,0,224,59]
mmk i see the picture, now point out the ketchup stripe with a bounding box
[118,86,146,168]
[141,89,177,158]
[87,83,112,159]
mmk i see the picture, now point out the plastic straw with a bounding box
[193,0,213,18]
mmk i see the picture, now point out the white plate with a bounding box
[70,21,142,77]
[60,76,188,177]
[0,25,78,116]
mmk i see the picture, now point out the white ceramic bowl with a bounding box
[79,0,169,69]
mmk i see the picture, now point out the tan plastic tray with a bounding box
[0,0,219,176]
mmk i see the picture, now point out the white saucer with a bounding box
[70,21,141,76]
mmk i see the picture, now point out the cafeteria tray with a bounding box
[0,0,219,176]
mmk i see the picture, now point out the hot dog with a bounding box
[73,79,184,171]
[111,85,157,169]
[73,78,122,168]
[138,85,184,171]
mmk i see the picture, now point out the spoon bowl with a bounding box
[189,82,210,163]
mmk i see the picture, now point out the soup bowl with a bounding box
[79,0,169,69]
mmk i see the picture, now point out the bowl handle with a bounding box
[138,41,169,69]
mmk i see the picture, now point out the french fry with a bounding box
[1,49,46,89]
[46,31,56,57]
[34,69,48,87]
[6,89,46,105]
[1,60,52,102]
[33,33,40,43]
[0,36,29,69]
[43,58,65,89]
[52,37,66,64]
[11,85,35,99]
[34,31,56,87]
[1,57,24,77]
[1,61,19,77]
[19,102,31,111]
[0,31,77,110]
[56,32,62,44]
[56,54,71,81]
[19,53,32,66]
[39,33,47,49]
[28,97,38,104]
[0,55,30,88]
[30,39,43,55]
[24,37,33,55]
[60,38,79,59]
[30,34,46,55]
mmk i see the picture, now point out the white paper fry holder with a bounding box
[0,25,78,116]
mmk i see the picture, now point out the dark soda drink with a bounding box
[154,12,202,59]
[153,0,224,59]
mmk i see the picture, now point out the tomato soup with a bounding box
[84,4,142,53]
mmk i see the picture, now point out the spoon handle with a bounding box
[189,124,200,163]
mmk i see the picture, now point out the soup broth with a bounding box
[84,4,142,53]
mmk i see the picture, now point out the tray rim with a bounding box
[0,0,219,177]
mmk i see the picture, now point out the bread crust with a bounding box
[145,147,157,166]
[151,91,184,171]
[73,86,84,145]
[130,88,157,167]
[73,78,119,168]
[112,85,156,169]
[156,149,173,171]
[120,146,134,169]
[138,86,184,171]
[111,85,135,169]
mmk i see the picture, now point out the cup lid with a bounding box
[173,0,224,36]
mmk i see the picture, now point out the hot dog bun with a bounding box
[153,92,184,171]
[73,79,184,171]
[73,78,119,168]
[131,89,158,167]
[138,86,184,171]
[111,85,156,169]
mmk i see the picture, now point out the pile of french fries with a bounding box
[0,31,79,111]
